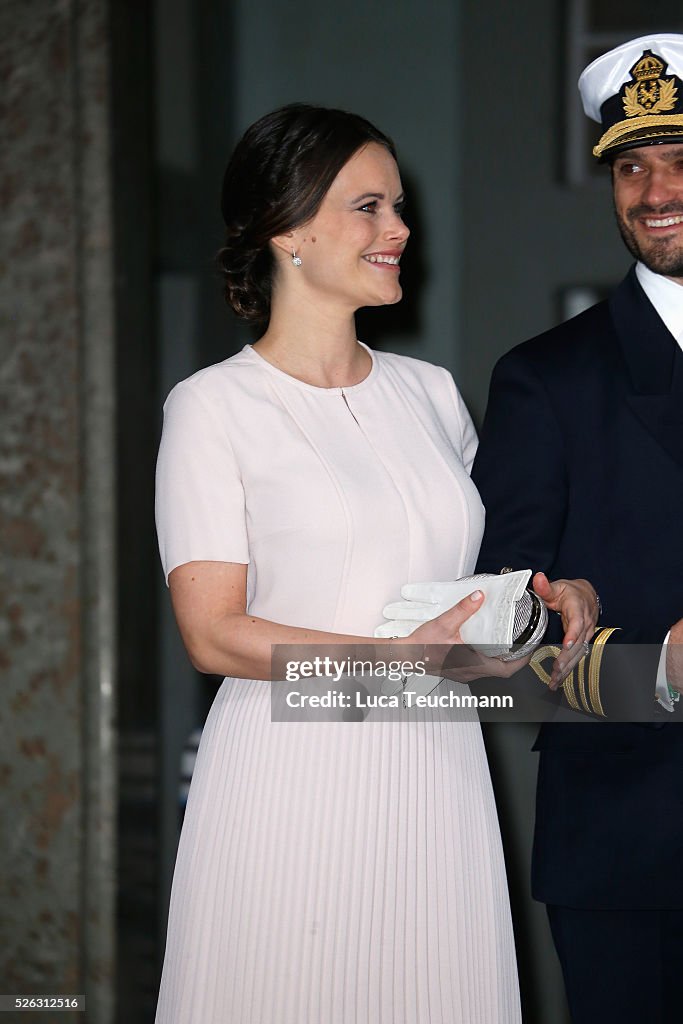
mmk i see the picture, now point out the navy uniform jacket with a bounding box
[471,266,683,909]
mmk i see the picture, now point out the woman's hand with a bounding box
[532,572,599,688]
[405,590,531,682]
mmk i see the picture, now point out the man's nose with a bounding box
[640,166,680,208]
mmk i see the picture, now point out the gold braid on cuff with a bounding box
[530,627,620,717]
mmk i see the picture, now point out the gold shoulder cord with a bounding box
[530,646,580,711]
[577,651,591,713]
[531,629,621,717]
[588,627,619,717]
[530,645,560,687]
[562,669,580,711]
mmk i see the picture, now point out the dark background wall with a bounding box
[2,1,117,1020]
[3,2,682,1022]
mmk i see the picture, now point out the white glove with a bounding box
[375,570,538,657]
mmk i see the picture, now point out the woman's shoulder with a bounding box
[373,349,475,460]
[163,346,263,408]
[372,350,466,416]
[373,348,457,391]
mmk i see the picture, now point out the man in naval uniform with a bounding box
[471,34,683,1024]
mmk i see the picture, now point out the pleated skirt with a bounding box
[156,679,521,1023]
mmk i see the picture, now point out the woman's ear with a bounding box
[270,231,296,258]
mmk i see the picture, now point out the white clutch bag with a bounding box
[374,569,548,661]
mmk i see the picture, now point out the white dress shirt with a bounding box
[635,261,683,349]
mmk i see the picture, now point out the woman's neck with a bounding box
[253,304,370,389]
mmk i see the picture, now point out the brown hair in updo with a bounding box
[217,104,396,325]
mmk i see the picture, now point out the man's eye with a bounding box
[617,163,640,175]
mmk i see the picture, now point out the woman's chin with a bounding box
[364,285,403,308]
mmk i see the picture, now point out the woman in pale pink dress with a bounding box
[155,105,597,1023]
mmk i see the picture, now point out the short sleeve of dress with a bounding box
[441,369,479,473]
[155,379,249,583]
[458,391,478,474]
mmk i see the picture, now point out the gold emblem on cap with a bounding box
[623,50,678,118]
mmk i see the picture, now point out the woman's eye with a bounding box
[394,202,406,217]
[358,201,377,213]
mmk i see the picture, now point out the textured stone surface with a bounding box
[1,1,116,1019]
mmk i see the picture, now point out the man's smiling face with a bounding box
[612,142,683,283]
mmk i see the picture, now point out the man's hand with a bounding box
[532,572,600,688]
[666,617,683,695]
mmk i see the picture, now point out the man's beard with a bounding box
[615,201,683,278]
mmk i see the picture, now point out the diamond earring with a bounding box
[291,250,302,267]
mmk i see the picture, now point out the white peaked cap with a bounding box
[578,34,683,159]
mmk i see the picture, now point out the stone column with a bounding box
[1,2,117,1020]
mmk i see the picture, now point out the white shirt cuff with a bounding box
[655,631,677,712]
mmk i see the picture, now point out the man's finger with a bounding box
[532,571,557,601]
[550,638,589,689]
[559,604,595,648]
[560,611,583,647]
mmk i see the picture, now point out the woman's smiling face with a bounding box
[276,142,410,313]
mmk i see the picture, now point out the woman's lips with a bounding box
[362,251,402,269]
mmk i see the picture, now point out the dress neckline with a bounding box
[242,341,379,394]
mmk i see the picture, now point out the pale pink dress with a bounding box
[154,343,521,1023]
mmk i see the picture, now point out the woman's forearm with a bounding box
[169,563,493,680]
[182,611,394,679]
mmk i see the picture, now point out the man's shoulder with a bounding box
[497,268,644,377]
[500,299,613,374]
